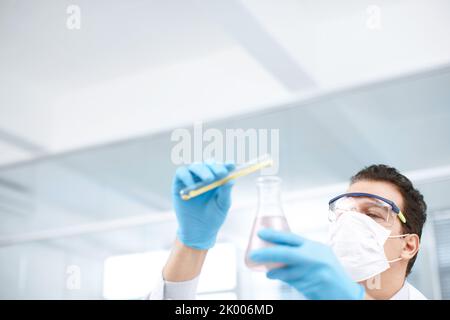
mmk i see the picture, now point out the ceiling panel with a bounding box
[2,0,450,163]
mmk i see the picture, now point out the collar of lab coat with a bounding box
[390,281,427,300]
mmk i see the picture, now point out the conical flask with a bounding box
[245,176,290,271]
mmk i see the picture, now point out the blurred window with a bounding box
[103,243,237,299]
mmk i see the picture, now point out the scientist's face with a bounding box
[347,179,404,235]
[347,179,419,275]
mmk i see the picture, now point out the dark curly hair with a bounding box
[350,164,427,276]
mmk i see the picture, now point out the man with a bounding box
[150,163,427,300]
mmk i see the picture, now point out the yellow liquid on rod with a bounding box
[180,155,273,200]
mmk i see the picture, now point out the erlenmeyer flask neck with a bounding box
[256,176,283,217]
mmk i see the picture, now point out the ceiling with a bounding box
[1,0,450,166]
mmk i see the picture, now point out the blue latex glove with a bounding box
[172,161,235,250]
[249,229,365,300]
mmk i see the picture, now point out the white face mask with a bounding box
[327,211,405,282]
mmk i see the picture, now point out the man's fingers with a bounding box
[188,163,215,183]
[224,162,236,172]
[266,266,308,282]
[249,246,300,265]
[205,161,229,179]
[215,182,233,211]
[257,229,305,247]
[173,166,195,191]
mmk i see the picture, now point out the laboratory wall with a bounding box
[1,0,450,300]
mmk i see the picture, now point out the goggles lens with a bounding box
[329,196,396,228]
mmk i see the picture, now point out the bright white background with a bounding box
[0,0,450,299]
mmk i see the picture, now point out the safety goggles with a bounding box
[328,192,406,228]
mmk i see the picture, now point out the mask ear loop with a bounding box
[388,257,403,263]
[386,234,410,263]
[388,234,410,239]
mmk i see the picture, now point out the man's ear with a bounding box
[401,234,420,259]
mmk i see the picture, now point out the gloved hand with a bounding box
[172,161,235,250]
[249,229,365,300]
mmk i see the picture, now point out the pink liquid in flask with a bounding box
[245,176,291,272]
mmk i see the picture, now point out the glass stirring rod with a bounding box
[179,154,274,200]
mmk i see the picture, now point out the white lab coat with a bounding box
[390,281,427,300]
[148,275,427,300]
[149,274,199,300]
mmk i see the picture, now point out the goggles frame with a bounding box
[328,192,406,224]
